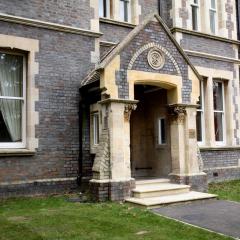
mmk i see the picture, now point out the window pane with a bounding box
[210,10,216,34]
[158,118,166,144]
[214,112,223,141]
[211,0,216,9]
[0,99,22,142]
[213,81,223,111]
[119,1,125,21]
[196,111,202,142]
[99,0,104,17]
[192,5,198,30]
[0,53,23,98]
[120,0,130,22]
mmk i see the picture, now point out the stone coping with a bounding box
[185,50,240,64]
[90,178,135,183]
[172,27,240,45]
[99,17,136,28]
[0,13,103,37]
[200,146,240,151]
[204,166,240,171]
[0,149,36,157]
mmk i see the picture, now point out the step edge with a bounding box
[133,185,190,193]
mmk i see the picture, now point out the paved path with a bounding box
[152,200,240,239]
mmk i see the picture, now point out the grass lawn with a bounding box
[0,196,233,240]
[209,179,240,203]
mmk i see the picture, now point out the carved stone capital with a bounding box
[124,104,137,121]
[168,105,186,123]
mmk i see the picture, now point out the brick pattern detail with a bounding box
[116,21,192,103]
[89,180,135,202]
[201,149,240,168]
[205,167,240,183]
[0,0,93,29]
[0,179,78,199]
[0,21,95,195]
[181,34,235,58]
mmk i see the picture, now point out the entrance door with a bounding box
[130,85,171,179]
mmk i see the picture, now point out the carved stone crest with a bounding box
[124,104,137,121]
[147,47,165,70]
[168,105,186,123]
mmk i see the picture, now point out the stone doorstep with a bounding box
[126,191,217,209]
[135,178,170,186]
[133,183,191,198]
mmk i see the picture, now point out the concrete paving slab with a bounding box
[152,200,240,239]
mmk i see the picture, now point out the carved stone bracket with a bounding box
[168,105,186,123]
[124,104,137,121]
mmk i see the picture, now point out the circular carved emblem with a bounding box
[147,48,165,70]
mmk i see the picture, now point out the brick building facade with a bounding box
[0,0,240,201]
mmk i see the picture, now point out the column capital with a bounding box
[168,104,187,123]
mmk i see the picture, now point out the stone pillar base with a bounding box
[89,179,135,202]
[169,173,208,192]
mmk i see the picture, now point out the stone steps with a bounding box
[126,178,217,208]
[126,191,217,208]
[133,183,190,198]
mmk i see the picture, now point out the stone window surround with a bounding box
[97,0,141,25]
[175,0,237,39]
[0,34,39,155]
[90,103,102,154]
[196,66,235,148]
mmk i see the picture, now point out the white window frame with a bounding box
[191,0,200,31]
[119,0,131,23]
[92,112,100,145]
[209,0,217,34]
[158,117,166,145]
[213,80,226,145]
[99,0,111,18]
[0,51,26,149]
[197,80,205,145]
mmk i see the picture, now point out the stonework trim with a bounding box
[185,49,240,64]
[0,13,102,37]
[128,42,181,75]
[171,27,240,45]
[0,34,39,151]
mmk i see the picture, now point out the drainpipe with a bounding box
[77,89,83,186]
[158,0,162,16]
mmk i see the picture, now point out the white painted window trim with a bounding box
[99,0,111,18]
[119,0,132,23]
[213,80,226,146]
[158,117,166,145]
[191,0,201,31]
[0,51,26,149]
[197,80,205,145]
[209,0,218,35]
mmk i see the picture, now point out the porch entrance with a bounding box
[130,85,172,179]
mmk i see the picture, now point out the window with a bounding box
[158,118,166,145]
[99,0,110,18]
[191,0,199,31]
[0,52,26,148]
[196,80,205,143]
[213,81,225,143]
[92,113,100,145]
[119,0,131,22]
[209,0,217,34]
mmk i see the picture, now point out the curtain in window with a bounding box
[0,53,23,142]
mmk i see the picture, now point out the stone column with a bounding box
[90,99,137,201]
[168,104,207,192]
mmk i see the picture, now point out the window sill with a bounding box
[99,17,136,28]
[0,149,35,156]
[200,146,240,151]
